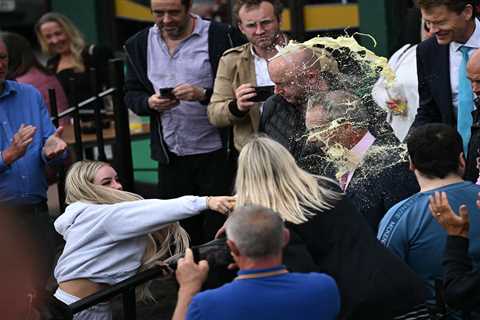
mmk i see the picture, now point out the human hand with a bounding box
[176,248,209,295]
[43,127,67,160]
[207,196,236,214]
[173,84,205,101]
[213,226,238,270]
[235,83,257,112]
[214,225,226,239]
[2,124,37,165]
[147,94,178,112]
[429,191,470,238]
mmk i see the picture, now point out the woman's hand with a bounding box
[207,196,236,214]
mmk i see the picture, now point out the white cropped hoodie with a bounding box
[54,196,207,285]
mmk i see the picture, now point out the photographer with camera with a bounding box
[208,0,287,152]
[172,205,340,320]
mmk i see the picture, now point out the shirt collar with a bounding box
[0,80,17,99]
[237,264,286,276]
[250,45,263,60]
[350,130,376,161]
[452,18,480,51]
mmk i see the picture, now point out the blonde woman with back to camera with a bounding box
[235,136,429,319]
[53,160,234,320]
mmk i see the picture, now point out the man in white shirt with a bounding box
[207,0,287,152]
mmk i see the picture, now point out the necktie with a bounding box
[458,46,474,156]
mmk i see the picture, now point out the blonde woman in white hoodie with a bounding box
[53,160,234,320]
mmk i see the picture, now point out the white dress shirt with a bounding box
[450,18,480,114]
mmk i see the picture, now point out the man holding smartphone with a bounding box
[124,0,245,245]
[208,0,287,152]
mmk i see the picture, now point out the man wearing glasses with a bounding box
[208,0,287,153]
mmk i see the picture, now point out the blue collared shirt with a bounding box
[0,80,60,204]
[147,16,222,156]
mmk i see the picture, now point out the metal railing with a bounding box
[48,59,134,209]
[48,265,171,320]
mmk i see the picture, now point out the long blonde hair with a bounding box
[235,137,341,224]
[65,160,189,301]
[35,12,86,72]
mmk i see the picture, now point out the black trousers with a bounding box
[158,149,234,245]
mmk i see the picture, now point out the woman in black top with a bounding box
[235,136,428,320]
[35,12,113,107]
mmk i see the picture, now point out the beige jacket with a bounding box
[207,43,261,151]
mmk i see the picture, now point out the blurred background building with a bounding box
[0,0,421,58]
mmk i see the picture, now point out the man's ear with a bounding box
[408,156,415,172]
[238,22,246,35]
[282,228,290,248]
[462,4,474,21]
[227,239,240,257]
[459,152,466,170]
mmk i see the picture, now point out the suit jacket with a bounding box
[413,36,455,127]
[346,136,420,231]
[300,134,419,232]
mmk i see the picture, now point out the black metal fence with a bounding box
[47,265,171,320]
[48,58,134,210]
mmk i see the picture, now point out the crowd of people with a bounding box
[1,0,480,319]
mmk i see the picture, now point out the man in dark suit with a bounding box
[261,45,418,231]
[304,91,419,231]
[414,1,478,150]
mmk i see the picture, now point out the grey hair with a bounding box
[307,90,368,129]
[225,205,284,259]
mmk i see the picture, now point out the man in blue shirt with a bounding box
[172,205,340,320]
[0,37,67,205]
[378,123,480,314]
[0,37,67,305]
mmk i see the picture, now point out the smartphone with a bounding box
[249,86,275,102]
[159,87,176,100]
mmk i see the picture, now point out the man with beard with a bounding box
[124,0,245,245]
[208,0,287,152]
[260,45,338,156]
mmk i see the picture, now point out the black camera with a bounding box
[168,237,232,269]
[249,85,275,102]
[159,87,176,100]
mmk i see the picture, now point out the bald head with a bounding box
[467,49,480,97]
[268,47,332,105]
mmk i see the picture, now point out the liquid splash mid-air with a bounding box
[274,35,409,181]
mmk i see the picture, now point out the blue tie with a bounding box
[458,46,474,156]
